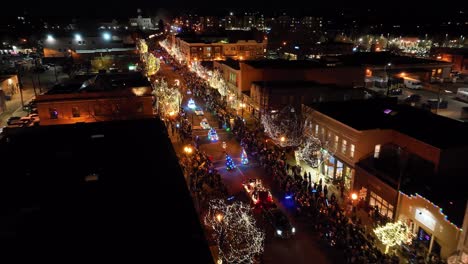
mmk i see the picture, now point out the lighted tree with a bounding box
[295,136,322,168]
[241,148,249,165]
[225,154,236,171]
[145,53,160,76]
[261,105,304,147]
[374,221,414,254]
[138,39,148,54]
[208,70,228,97]
[153,80,181,116]
[204,199,265,263]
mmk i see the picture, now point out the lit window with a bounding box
[334,135,339,149]
[374,144,381,158]
[342,139,347,154]
[350,144,355,158]
[315,124,319,136]
[72,107,80,118]
[49,108,58,119]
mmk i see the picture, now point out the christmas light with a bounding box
[295,136,322,167]
[208,128,219,141]
[374,221,414,254]
[153,79,182,116]
[138,39,148,54]
[145,53,160,76]
[241,148,249,165]
[261,105,304,147]
[208,70,228,97]
[204,199,265,263]
[225,154,236,171]
[399,191,463,231]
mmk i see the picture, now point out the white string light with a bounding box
[204,199,265,263]
[295,136,322,167]
[374,220,414,254]
[261,105,304,147]
[153,79,181,116]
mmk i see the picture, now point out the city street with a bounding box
[0,66,68,127]
[159,62,344,264]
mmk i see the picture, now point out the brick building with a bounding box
[35,72,153,126]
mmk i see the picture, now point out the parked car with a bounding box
[422,99,448,110]
[7,116,21,125]
[388,88,402,95]
[403,94,422,103]
[263,208,296,238]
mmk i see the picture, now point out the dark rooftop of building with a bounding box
[0,119,214,263]
[431,47,468,56]
[217,59,240,70]
[309,99,468,149]
[244,59,326,69]
[46,72,151,94]
[251,80,323,88]
[177,30,264,44]
[357,144,467,228]
[334,52,452,67]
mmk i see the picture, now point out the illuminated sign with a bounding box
[415,208,436,231]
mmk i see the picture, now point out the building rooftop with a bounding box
[357,144,466,228]
[0,119,214,262]
[243,59,326,69]
[177,30,264,44]
[218,59,240,70]
[46,72,151,94]
[309,99,468,149]
[334,52,452,67]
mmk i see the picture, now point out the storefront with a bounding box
[320,152,353,191]
[398,192,464,260]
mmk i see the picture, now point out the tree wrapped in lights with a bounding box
[208,70,228,97]
[261,105,304,147]
[241,148,249,165]
[225,154,236,171]
[145,53,160,76]
[374,221,414,254]
[153,80,181,116]
[204,199,265,264]
[295,136,322,168]
[138,39,148,54]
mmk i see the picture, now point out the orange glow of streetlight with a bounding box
[184,146,193,154]
[216,213,223,222]
[400,72,406,77]
[351,193,358,201]
[280,136,286,142]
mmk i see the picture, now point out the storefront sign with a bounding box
[415,208,436,231]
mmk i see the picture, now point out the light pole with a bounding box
[384,62,392,96]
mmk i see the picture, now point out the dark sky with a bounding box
[0,3,466,22]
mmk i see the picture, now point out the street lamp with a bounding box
[184,146,193,155]
[102,32,111,41]
[280,136,286,143]
[240,102,246,118]
[216,213,224,222]
[384,63,392,96]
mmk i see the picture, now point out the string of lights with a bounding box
[261,105,304,147]
[153,79,181,116]
[374,220,413,254]
[204,199,265,263]
[295,136,322,167]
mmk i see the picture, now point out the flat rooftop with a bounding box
[244,59,326,69]
[46,72,151,94]
[0,119,213,262]
[335,52,452,67]
[177,30,263,44]
[309,99,468,149]
[357,144,466,228]
[217,59,240,70]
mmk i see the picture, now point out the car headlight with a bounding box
[276,230,282,236]
[292,227,296,233]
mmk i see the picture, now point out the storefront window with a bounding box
[326,155,335,178]
[369,191,394,219]
[336,160,343,179]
